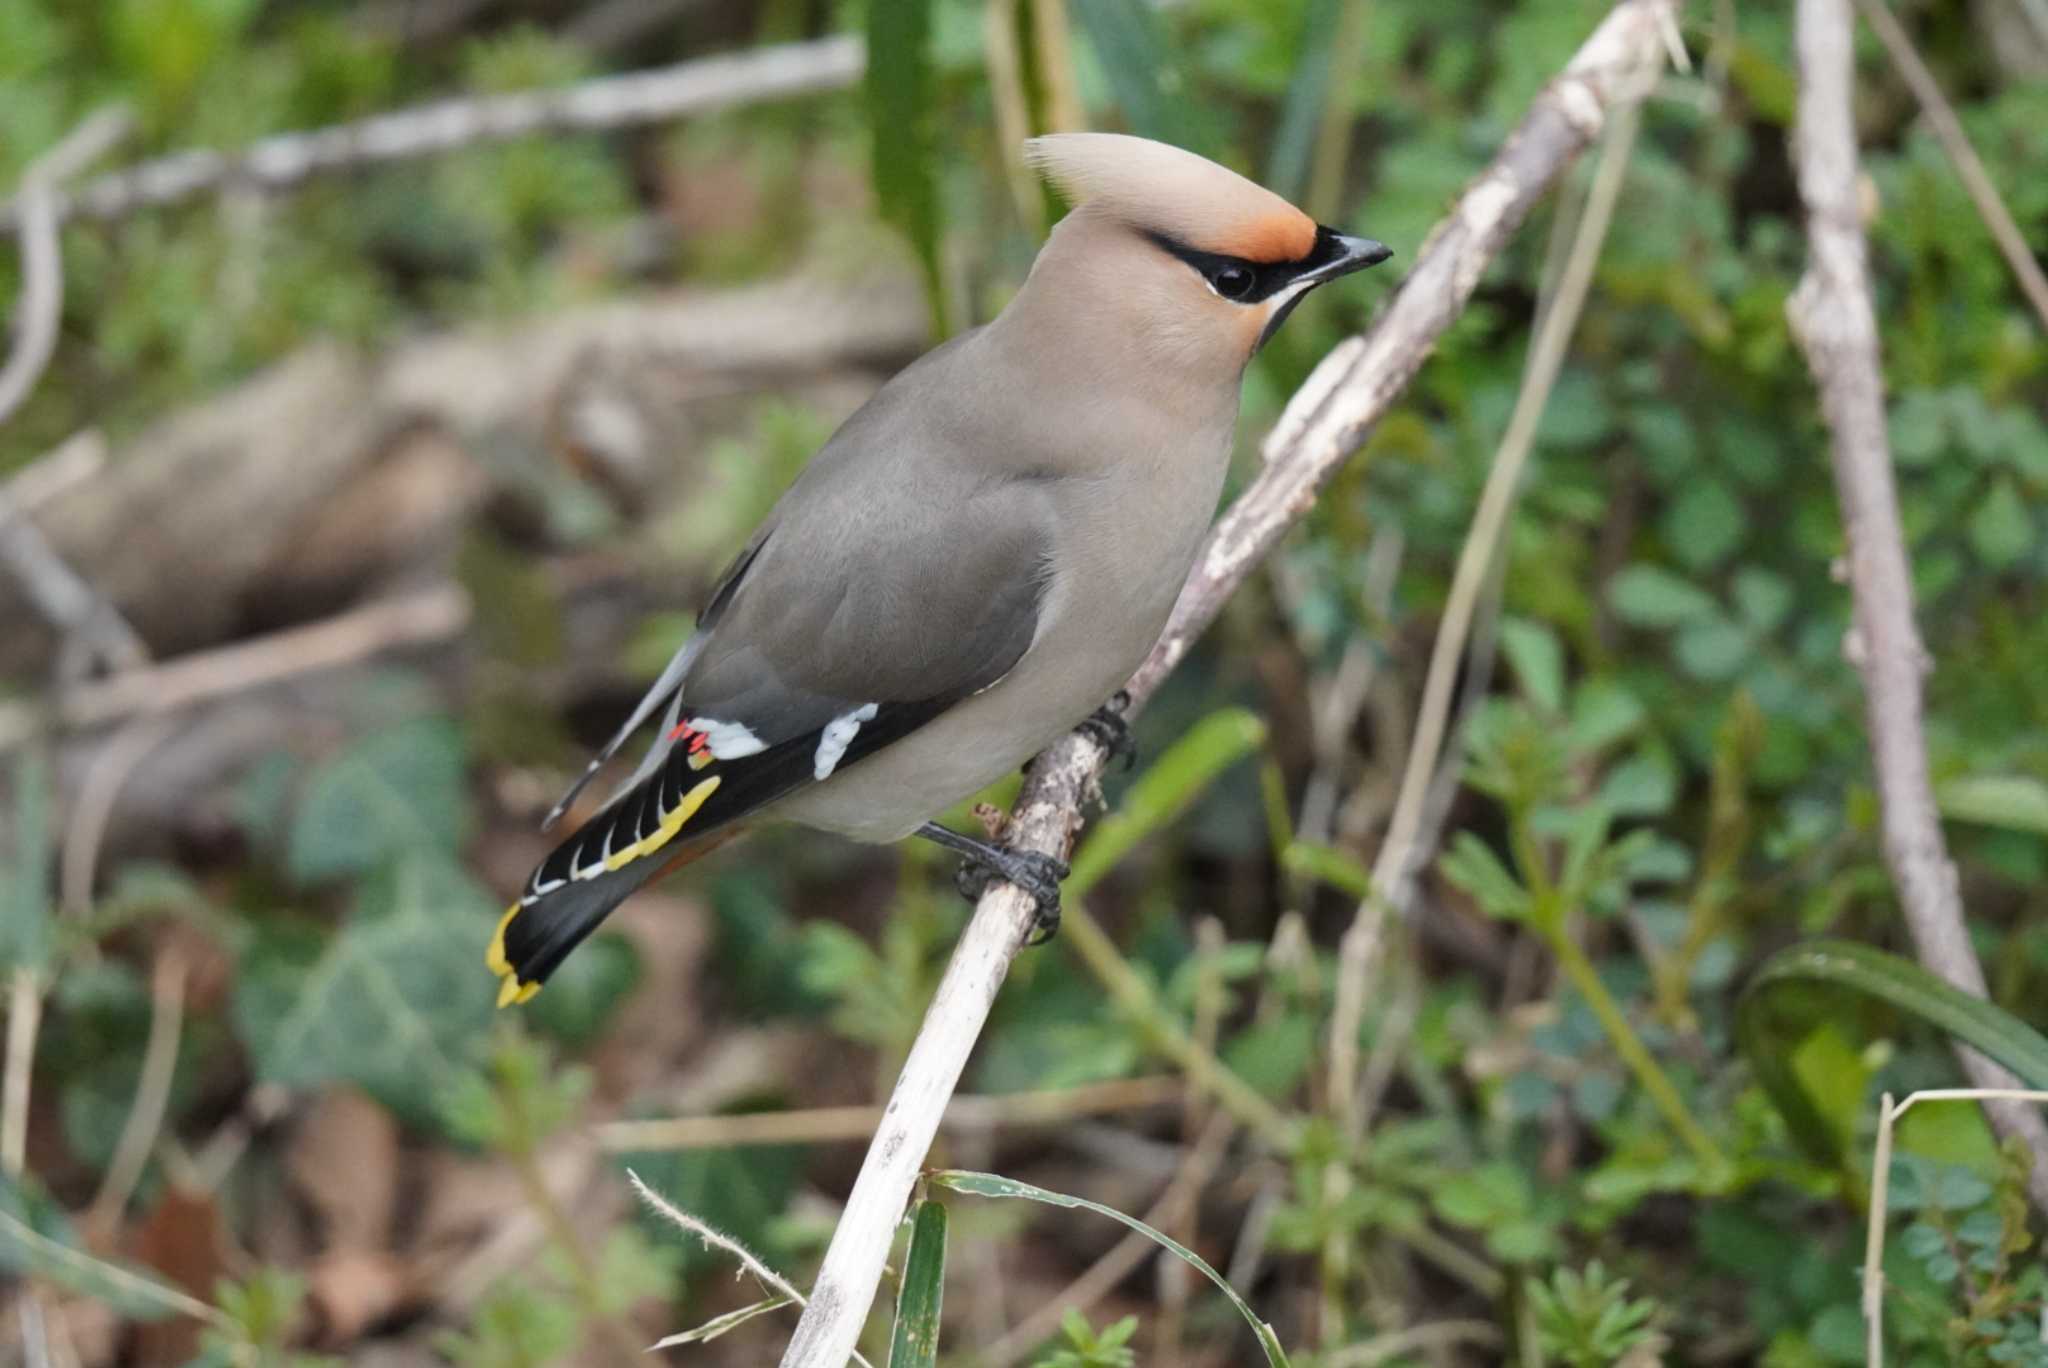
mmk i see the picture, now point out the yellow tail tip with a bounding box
[487,903,540,1007]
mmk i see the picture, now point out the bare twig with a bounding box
[0,38,863,232]
[594,1075,1181,1151]
[1861,1089,2048,1365]
[778,5,1679,1363]
[1,113,145,680]
[1850,0,2048,335]
[1,971,40,1179]
[629,1169,877,1368]
[1327,86,1650,1152]
[1788,0,2048,1218]
[0,109,132,423]
[1311,74,1654,1340]
[85,949,187,1235]
[0,186,60,430]
[59,717,175,912]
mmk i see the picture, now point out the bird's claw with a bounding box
[1076,689,1137,771]
[953,847,1068,944]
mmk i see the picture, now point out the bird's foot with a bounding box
[1076,689,1137,771]
[951,847,1068,944]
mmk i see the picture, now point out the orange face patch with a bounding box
[1216,209,1316,265]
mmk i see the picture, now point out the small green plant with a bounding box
[1028,1310,1139,1368]
[1528,1260,1664,1366]
[200,1269,339,1368]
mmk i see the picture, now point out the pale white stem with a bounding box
[776,3,1680,1363]
[1788,0,2048,1217]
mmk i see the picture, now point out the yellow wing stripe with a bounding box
[487,774,723,1009]
[604,775,721,872]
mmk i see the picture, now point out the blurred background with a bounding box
[2,0,2047,1364]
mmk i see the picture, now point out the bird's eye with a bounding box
[1209,264,1255,300]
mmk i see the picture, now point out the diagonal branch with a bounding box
[1850,0,2048,336]
[776,3,1680,1363]
[1787,0,2048,1219]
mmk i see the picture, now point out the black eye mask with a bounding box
[1144,225,1393,350]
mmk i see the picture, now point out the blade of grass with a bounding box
[887,1198,947,1368]
[651,1295,796,1349]
[864,0,948,335]
[1934,774,2048,838]
[1737,940,2048,1170]
[1064,0,1198,150]
[1264,0,1346,200]
[928,1169,1289,1366]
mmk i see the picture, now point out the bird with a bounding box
[488,133,1391,1007]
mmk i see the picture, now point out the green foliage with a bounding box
[0,748,52,973]
[11,0,2048,1359]
[1029,1310,1139,1368]
[434,1283,582,1368]
[864,0,945,328]
[1739,941,2048,1175]
[1528,1261,1664,1367]
[202,1269,339,1368]
[235,855,498,1128]
[287,718,469,884]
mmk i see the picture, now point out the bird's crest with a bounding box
[1025,133,1316,263]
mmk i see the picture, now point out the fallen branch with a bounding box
[777,3,1680,1362]
[0,583,472,752]
[0,37,863,232]
[1787,0,2048,1217]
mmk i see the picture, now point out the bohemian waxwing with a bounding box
[488,133,1391,1006]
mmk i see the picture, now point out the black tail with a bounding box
[487,858,663,1006]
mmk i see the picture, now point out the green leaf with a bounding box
[1500,616,1567,714]
[1674,616,1752,681]
[1567,679,1646,754]
[1262,0,1346,198]
[1069,709,1266,896]
[864,0,946,331]
[1732,566,1795,633]
[1968,477,2033,568]
[1598,749,1677,818]
[1737,940,2048,1174]
[234,855,496,1126]
[1607,564,1719,629]
[1,1173,192,1322]
[1221,1014,1318,1099]
[287,717,468,884]
[1936,774,2048,837]
[888,1199,947,1368]
[1,747,52,973]
[1281,840,1375,902]
[929,1169,1289,1366]
[1440,834,1531,921]
[1663,475,1746,571]
[1073,0,1196,150]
